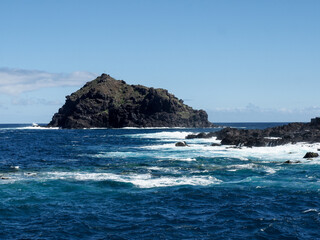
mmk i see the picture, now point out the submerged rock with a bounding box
[175,141,188,147]
[211,143,221,146]
[284,160,301,164]
[48,74,214,129]
[303,152,319,159]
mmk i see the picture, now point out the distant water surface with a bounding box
[216,122,292,129]
[0,123,319,239]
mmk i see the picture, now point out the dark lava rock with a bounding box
[186,132,216,139]
[48,73,215,129]
[284,160,301,164]
[211,143,221,146]
[175,141,188,147]
[303,152,319,158]
[185,118,320,147]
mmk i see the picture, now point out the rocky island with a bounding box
[48,74,214,128]
[186,117,320,147]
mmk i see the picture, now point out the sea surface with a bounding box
[1,123,320,239]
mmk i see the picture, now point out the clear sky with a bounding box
[1,0,320,123]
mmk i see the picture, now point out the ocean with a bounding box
[1,123,320,239]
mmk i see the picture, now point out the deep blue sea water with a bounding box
[1,123,320,239]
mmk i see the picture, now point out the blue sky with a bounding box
[1,0,320,123]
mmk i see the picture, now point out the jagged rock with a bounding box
[185,118,320,147]
[186,132,216,139]
[48,74,214,129]
[175,141,188,147]
[311,117,320,126]
[303,152,319,159]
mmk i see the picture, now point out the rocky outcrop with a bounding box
[186,132,216,139]
[48,74,214,129]
[186,119,320,147]
[284,160,301,164]
[303,152,319,158]
[211,143,221,146]
[175,141,188,147]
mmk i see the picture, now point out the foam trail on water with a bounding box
[0,171,221,188]
[130,175,221,188]
[88,151,197,162]
[127,131,194,140]
[17,126,59,130]
[226,164,278,174]
[303,209,318,213]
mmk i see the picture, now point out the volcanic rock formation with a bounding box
[48,74,214,129]
[186,118,320,147]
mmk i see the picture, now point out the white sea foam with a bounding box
[0,126,59,130]
[136,140,320,163]
[233,142,320,163]
[264,167,277,174]
[227,163,258,171]
[0,170,221,188]
[139,143,177,150]
[147,166,164,171]
[226,163,277,174]
[24,172,37,177]
[89,151,197,162]
[6,127,320,164]
[128,131,194,140]
[90,151,145,159]
[174,158,196,162]
[156,156,197,162]
[131,175,221,188]
[17,126,59,130]
[9,171,220,188]
[10,165,19,170]
[146,166,181,174]
[303,209,318,213]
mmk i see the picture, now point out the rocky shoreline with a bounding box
[186,117,320,148]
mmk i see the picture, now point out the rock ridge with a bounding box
[186,118,320,147]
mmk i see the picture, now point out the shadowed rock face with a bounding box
[186,120,320,147]
[48,74,214,129]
